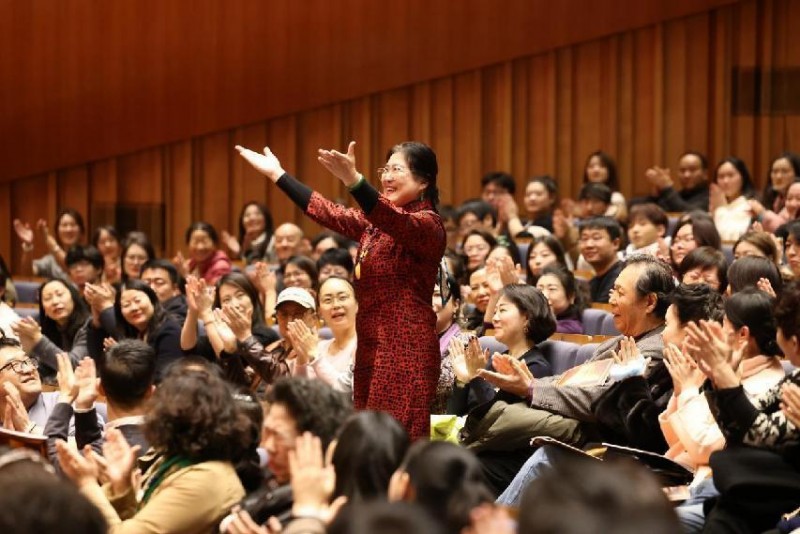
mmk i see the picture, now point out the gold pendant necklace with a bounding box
[355,227,377,280]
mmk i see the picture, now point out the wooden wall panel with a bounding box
[5,0,800,274]
[0,0,738,182]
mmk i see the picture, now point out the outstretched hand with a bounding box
[235,146,286,183]
[317,141,360,187]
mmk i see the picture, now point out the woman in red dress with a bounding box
[236,141,445,440]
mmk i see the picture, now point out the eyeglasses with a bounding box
[377,165,410,178]
[0,358,38,375]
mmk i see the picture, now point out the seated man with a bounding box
[141,259,188,324]
[477,255,673,494]
[220,377,352,532]
[579,217,624,303]
[644,151,710,213]
[45,339,156,468]
[231,287,318,392]
[0,328,104,434]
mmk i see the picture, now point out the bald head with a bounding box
[275,223,304,263]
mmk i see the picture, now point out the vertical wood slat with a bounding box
[5,0,799,275]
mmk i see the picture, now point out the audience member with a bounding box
[578,217,624,303]
[669,211,722,271]
[536,264,586,334]
[64,245,104,296]
[273,223,305,266]
[727,255,782,296]
[524,234,568,285]
[175,221,233,285]
[583,150,627,221]
[678,246,728,293]
[710,157,756,241]
[750,152,800,232]
[645,151,710,212]
[14,208,85,279]
[733,230,781,265]
[281,255,318,294]
[222,202,275,264]
[625,203,668,258]
[92,225,122,284]
[141,258,187,323]
[120,231,156,282]
[317,247,354,282]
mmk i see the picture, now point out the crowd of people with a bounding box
[0,145,798,533]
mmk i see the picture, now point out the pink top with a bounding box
[189,249,232,285]
[658,355,785,483]
[761,207,792,234]
[294,336,356,387]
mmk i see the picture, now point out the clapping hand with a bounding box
[645,166,673,191]
[103,428,142,496]
[74,358,99,410]
[10,317,42,353]
[287,320,319,366]
[172,251,190,278]
[780,382,800,428]
[2,382,32,432]
[56,352,79,405]
[450,336,488,384]
[663,343,705,396]
[462,504,515,534]
[186,276,216,317]
[221,304,253,342]
[685,320,746,389]
[478,353,534,398]
[235,145,286,183]
[221,230,241,256]
[252,262,277,296]
[756,277,776,298]
[56,441,101,488]
[316,141,360,188]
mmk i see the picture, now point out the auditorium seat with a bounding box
[13,281,39,304]
[582,308,620,336]
[13,306,38,320]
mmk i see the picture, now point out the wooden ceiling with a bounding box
[0,0,737,181]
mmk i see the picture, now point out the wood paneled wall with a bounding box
[3,0,799,274]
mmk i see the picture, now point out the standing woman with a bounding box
[236,141,445,440]
[13,208,85,279]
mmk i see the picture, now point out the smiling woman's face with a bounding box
[380,152,427,207]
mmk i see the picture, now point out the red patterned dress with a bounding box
[279,174,445,440]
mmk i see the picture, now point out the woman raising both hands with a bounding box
[236,141,445,440]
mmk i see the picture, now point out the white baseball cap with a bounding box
[275,287,316,311]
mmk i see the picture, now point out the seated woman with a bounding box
[181,273,278,388]
[669,211,722,273]
[506,175,558,237]
[678,246,729,293]
[309,231,351,261]
[536,265,585,334]
[463,267,491,333]
[316,247,354,282]
[14,208,85,279]
[456,200,497,246]
[221,201,274,265]
[710,157,756,242]
[524,235,568,285]
[583,150,627,222]
[11,279,90,384]
[733,230,781,265]
[663,288,785,532]
[57,367,250,533]
[461,229,496,279]
[292,276,357,392]
[87,279,183,380]
[686,283,800,532]
[120,231,156,283]
[782,220,800,280]
[281,254,318,295]
[429,274,470,414]
[175,222,232,285]
[92,225,122,285]
[749,152,800,233]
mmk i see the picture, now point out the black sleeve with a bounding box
[704,382,761,445]
[44,402,74,473]
[74,408,104,455]
[276,173,313,211]
[349,180,380,214]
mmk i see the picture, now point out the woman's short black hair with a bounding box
[481,171,516,195]
[145,370,253,462]
[527,175,558,203]
[578,182,612,204]
[499,284,557,344]
[583,150,619,190]
[317,247,354,276]
[38,279,90,357]
[671,211,722,250]
[114,278,168,339]
[332,411,409,503]
[389,142,439,211]
[713,157,755,198]
[456,200,496,228]
[727,256,783,296]
[65,245,105,270]
[725,288,782,356]
[185,221,219,245]
[678,246,729,293]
